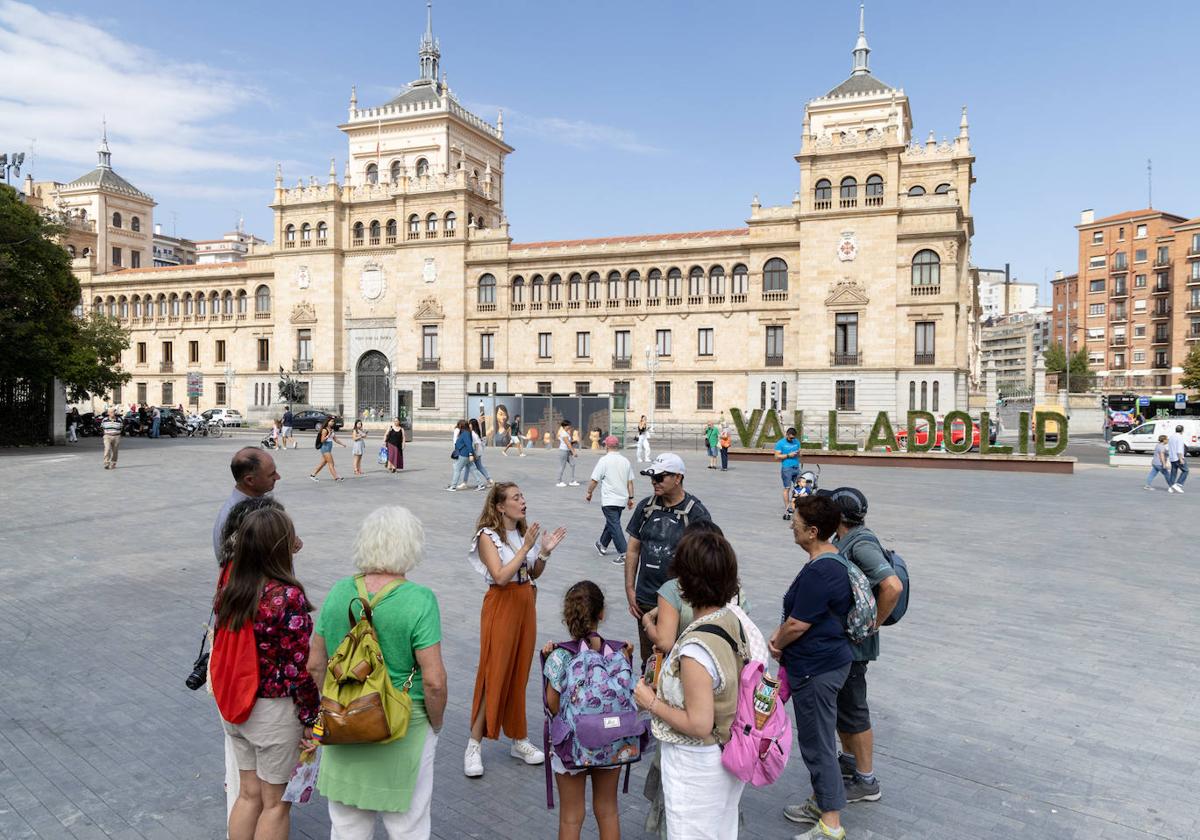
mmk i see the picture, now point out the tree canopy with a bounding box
[0,185,129,400]
[1180,343,1200,393]
[1043,342,1094,392]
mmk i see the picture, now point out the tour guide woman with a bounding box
[464,482,566,777]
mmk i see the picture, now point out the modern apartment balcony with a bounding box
[1152,281,1171,294]
[294,358,313,372]
[612,356,632,369]
[831,351,861,366]
[1154,256,1171,267]
[159,361,174,373]
[1109,360,1127,370]
[1110,336,1127,347]
[1110,285,1127,298]
[417,356,440,371]
[1109,311,1128,323]
[480,358,495,370]
[1151,305,1171,319]
[765,354,784,367]
[914,351,936,365]
[1188,302,1200,313]
[1150,334,1170,346]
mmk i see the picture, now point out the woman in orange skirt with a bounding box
[465,482,567,777]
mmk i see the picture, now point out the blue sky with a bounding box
[3,1,1198,300]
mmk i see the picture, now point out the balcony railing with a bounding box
[316,238,327,247]
[765,354,784,367]
[159,361,174,372]
[443,229,456,238]
[294,358,313,372]
[1110,285,1127,298]
[1110,336,1127,347]
[352,238,364,247]
[480,358,495,369]
[257,360,270,371]
[865,195,883,207]
[1109,311,1128,322]
[762,290,788,302]
[417,356,440,371]
[1187,302,1200,313]
[1153,282,1171,294]
[1151,333,1170,345]
[831,351,861,366]
[1155,256,1171,266]
[407,232,419,241]
[731,293,747,304]
[1152,305,1171,318]
[914,351,936,365]
[477,302,497,312]
[613,356,632,369]
[369,237,380,246]
[255,311,272,319]
[586,300,601,309]
[911,284,941,296]
[385,235,397,245]
[283,241,295,249]
[299,239,311,248]
[814,199,832,210]
[839,198,857,209]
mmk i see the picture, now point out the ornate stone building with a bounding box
[68,7,977,429]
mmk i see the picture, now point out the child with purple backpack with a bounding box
[541,581,644,840]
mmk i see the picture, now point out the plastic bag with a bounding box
[282,748,320,804]
[377,445,388,465]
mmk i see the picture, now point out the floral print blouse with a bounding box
[254,581,320,726]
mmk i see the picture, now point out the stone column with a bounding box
[1034,354,1046,406]
[51,379,66,445]
[984,359,997,410]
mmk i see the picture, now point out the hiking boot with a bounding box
[510,738,544,765]
[844,774,881,802]
[464,739,483,777]
[838,752,857,779]
[783,797,821,824]
[594,540,609,556]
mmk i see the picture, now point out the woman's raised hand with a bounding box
[522,523,542,551]
[541,526,567,553]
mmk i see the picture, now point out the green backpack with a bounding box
[319,576,414,745]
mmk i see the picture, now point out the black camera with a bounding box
[185,651,210,690]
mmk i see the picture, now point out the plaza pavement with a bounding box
[0,434,1195,840]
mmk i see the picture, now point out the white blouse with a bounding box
[468,527,541,586]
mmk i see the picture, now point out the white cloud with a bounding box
[466,101,663,156]
[0,1,269,178]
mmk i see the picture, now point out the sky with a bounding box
[3,0,1199,301]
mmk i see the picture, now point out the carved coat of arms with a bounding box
[837,232,858,262]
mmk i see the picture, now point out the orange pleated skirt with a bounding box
[471,581,537,740]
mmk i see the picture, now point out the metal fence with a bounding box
[0,378,52,446]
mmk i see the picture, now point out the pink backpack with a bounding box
[720,659,792,786]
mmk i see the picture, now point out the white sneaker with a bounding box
[594,540,609,556]
[457,482,469,489]
[446,485,457,492]
[1143,485,1154,490]
[568,480,580,486]
[556,482,567,487]
[519,452,527,457]
[475,484,487,491]
[464,739,483,777]
[510,738,544,765]
[1167,485,1178,493]
[1174,484,1186,493]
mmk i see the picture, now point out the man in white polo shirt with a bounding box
[585,434,635,565]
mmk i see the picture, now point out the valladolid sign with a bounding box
[729,409,1069,457]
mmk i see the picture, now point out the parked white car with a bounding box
[1111,417,1200,455]
[201,408,244,427]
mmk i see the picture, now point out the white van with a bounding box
[1111,418,1200,455]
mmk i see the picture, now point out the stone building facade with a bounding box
[66,8,978,430]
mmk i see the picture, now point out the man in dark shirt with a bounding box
[624,452,711,666]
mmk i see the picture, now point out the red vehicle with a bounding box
[895,419,981,450]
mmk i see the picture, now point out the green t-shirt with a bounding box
[314,575,442,703]
[705,426,719,447]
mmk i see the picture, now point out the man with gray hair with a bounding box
[100,408,122,469]
[1167,424,1189,493]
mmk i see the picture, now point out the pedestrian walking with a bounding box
[773,494,854,840]
[150,405,161,439]
[585,435,635,566]
[280,406,295,450]
[448,420,476,491]
[464,482,566,777]
[718,421,732,471]
[101,408,122,469]
[1145,434,1173,490]
[385,417,405,473]
[705,422,720,469]
[306,506,448,839]
[775,427,802,520]
[351,420,367,476]
[823,487,903,807]
[503,412,527,457]
[624,453,712,667]
[212,506,319,840]
[1167,424,1189,493]
[310,417,345,482]
[470,418,495,489]
[67,407,80,442]
[557,421,580,487]
[636,416,651,463]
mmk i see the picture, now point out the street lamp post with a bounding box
[644,344,660,432]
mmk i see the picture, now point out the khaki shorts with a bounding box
[221,697,302,785]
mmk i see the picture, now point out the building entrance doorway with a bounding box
[356,351,390,420]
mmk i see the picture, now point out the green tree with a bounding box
[1180,343,1200,392]
[1042,342,1094,392]
[0,184,130,399]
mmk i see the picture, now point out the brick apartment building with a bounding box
[1052,209,1200,394]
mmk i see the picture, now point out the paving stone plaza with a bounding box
[0,435,1195,840]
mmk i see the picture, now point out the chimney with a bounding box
[154,223,162,236]
[1080,209,1094,225]
[1054,270,1064,280]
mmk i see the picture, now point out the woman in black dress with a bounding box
[385,417,405,473]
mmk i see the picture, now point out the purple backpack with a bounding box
[540,634,649,808]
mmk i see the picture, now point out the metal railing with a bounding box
[417,357,440,371]
[831,351,860,366]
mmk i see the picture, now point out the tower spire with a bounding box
[97,118,112,169]
[852,4,871,76]
[418,0,441,84]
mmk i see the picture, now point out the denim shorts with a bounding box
[781,466,800,487]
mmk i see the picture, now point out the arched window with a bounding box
[666,267,682,298]
[171,293,181,317]
[67,244,76,258]
[131,216,141,232]
[300,223,312,241]
[81,247,90,257]
[119,296,128,319]
[407,214,420,237]
[236,290,247,314]
[389,160,402,183]
[909,381,916,410]
[353,221,364,242]
[932,381,940,412]
[356,350,390,419]
[607,271,621,299]
[195,294,205,316]
[732,263,748,295]
[626,270,640,299]
[369,220,381,242]
[568,272,582,301]
[415,158,429,177]
[183,292,193,316]
[512,276,525,304]
[912,249,941,287]
[548,273,562,301]
[385,218,397,239]
[221,291,232,315]
[709,265,725,296]
[839,176,858,206]
[587,272,600,300]
[688,266,704,297]
[920,381,928,411]
[106,297,117,318]
[934,183,951,195]
[158,294,168,317]
[425,213,437,234]
[865,174,884,205]
[814,179,832,206]
[255,285,271,313]
[907,185,926,197]
[647,268,662,298]
[531,275,544,302]
[93,297,103,316]
[316,221,328,242]
[209,292,219,315]
[112,212,122,228]
[763,257,789,292]
[366,163,378,185]
[285,224,296,242]
[478,273,496,304]
[444,212,456,235]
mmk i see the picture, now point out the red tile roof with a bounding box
[113,261,248,274]
[1171,217,1200,228]
[511,228,749,250]
[1090,208,1186,225]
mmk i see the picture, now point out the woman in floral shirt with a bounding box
[215,507,318,840]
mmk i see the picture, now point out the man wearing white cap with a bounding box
[624,452,712,666]
[585,434,635,565]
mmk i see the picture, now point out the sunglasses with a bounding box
[649,472,677,483]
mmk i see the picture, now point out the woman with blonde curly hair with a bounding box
[464,482,566,777]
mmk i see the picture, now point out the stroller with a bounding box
[260,434,279,450]
[784,464,821,520]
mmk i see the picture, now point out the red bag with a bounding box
[210,566,260,724]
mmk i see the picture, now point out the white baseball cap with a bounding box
[640,452,686,477]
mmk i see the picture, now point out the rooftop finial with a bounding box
[97,118,112,169]
[418,0,441,84]
[852,3,871,76]
[959,105,969,138]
